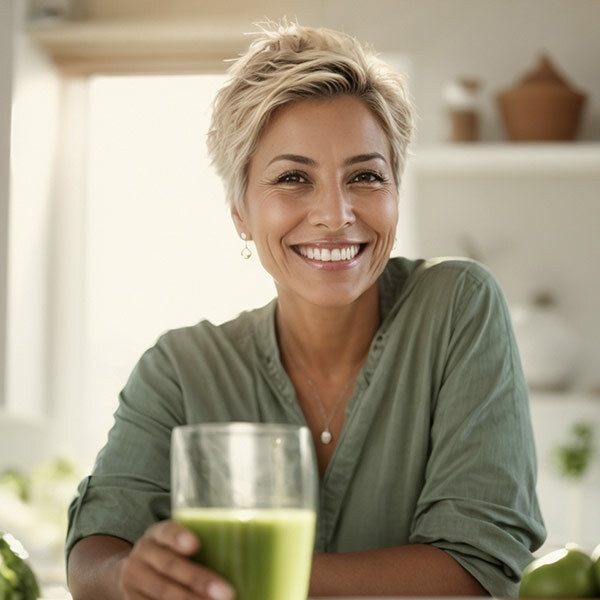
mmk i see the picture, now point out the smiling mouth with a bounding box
[292,243,365,262]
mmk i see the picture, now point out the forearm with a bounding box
[310,544,489,597]
[67,535,132,600]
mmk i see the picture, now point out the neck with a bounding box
[275,284,380,382]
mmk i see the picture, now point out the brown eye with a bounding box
[350,170,385,184]
[276,171,308,184]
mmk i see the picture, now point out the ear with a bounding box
[231,205,251,240]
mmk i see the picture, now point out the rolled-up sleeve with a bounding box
[65,338,185,560]
[409,266,546,598]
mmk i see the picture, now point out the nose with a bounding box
[307,182,356,231]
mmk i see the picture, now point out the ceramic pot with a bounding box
[497,54,586,141]
[511,292,580,391]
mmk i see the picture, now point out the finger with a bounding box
[146,519,199,555]
[119,556,168,600]
[124,588,154,600]
[138,539,235,600]
[127,559,207,600]
[123,592,154,600]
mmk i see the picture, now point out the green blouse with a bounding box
[66,257,546,597]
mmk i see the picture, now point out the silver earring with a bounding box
[241,232,252,259]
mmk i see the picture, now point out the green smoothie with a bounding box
[174,507,316,600]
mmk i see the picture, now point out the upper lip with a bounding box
[291,240,365,248]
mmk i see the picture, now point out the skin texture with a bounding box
[233,95,399,312]
[67,95,489,599]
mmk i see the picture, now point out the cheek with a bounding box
[250,197,304,238]
[247,215,291,260]
[371,195,399,235]
[386,201,399,228]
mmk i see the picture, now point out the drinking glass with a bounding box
[171,422,318,600]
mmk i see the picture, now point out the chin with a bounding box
[296,284,372,310]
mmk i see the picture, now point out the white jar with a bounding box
[511,293,580,391]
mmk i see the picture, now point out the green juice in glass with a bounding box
[174,507,316,600]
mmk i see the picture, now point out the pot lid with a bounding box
[501,53,585,97]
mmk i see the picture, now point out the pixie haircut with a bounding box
[207,20,415,209]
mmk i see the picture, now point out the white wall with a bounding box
[6,13,61,419]
[0,0,61,465]
[0,0,14,414]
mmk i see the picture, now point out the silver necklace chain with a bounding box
[288,356,359,445]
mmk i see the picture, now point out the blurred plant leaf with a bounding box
[0,470,29,503]
[554,422,595,479]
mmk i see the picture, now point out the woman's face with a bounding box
[232,95,399,310]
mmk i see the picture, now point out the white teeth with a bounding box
[297,244,361,262]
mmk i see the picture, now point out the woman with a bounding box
[66,21,546,600]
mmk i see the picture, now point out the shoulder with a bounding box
[412,256,494,287]
[381,256,508,328]
[143,300,275,369]
[385,256,499,300]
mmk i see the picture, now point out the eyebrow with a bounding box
[344,152,388,167]
[267,152,388,168]
[268,154,317,167]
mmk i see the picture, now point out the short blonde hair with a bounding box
[207,20,415,209]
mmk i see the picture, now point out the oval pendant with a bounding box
[321,430,332,444]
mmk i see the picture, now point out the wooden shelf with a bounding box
[27,19,247,74]
[529,391,600,404]
[411,143,600,175]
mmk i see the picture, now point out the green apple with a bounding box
[519,544,597,598]
[592,544,600,593]
[0,532,40,600]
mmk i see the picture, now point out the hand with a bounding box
[118,519,235,600]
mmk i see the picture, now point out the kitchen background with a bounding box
[0,0,599,590]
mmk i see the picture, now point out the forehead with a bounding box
[254,95,391,162]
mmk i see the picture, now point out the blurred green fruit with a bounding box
[0,532,40,600]
[592,544,600,591]
[519,544,597,598]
